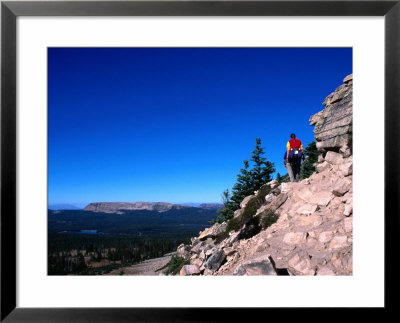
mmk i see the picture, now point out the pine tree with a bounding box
[250,138,275,189]
[230,160,253,209]
[216,138,275,223]
[300,141,319,179]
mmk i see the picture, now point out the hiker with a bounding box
[286,133,304,182]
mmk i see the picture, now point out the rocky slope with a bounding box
[84,202,189,213]
[176,74,353,276]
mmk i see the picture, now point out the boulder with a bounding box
[325,151,344,165]
[296,187,333,206]
[233,254,277,276]
[315,161,331,173]
[179,265,201,276]
[198,222,227,241]
[332,178,352,196]
[205,250,226,271]
[339,160,353,176]
[266,192,288,212]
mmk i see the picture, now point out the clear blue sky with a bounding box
[48,47,352,206]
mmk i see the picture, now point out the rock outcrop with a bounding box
[84,202,189,213]
[310,74,352,154]
[175,74,353,276]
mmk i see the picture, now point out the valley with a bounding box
[48,204,221,275]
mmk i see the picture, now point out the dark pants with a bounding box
[289,157,301,182]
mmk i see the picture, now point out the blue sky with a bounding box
[48,48,352,206]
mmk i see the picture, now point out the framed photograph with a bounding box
[1,0,398,321]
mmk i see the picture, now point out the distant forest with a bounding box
[48,207,218,275]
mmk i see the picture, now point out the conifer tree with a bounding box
[216,138,275,223]
[230,160,253,209]
[300,141,319,179]
[250,138,275,189]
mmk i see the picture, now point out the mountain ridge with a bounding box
[83,201,191,214]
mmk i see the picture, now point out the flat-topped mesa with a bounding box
[84,202,189,213]
[310,74,353,154]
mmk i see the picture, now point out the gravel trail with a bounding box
[106,253,175,276]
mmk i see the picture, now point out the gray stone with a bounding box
[205,250,226,271]
[233,254,277,276]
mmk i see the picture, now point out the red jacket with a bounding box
[287,138,303,150]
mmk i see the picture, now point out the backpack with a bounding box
[289,148,303,160]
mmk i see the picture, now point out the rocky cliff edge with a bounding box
[176,74,353,276]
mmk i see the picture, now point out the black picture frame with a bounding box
[1,0,398,321]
